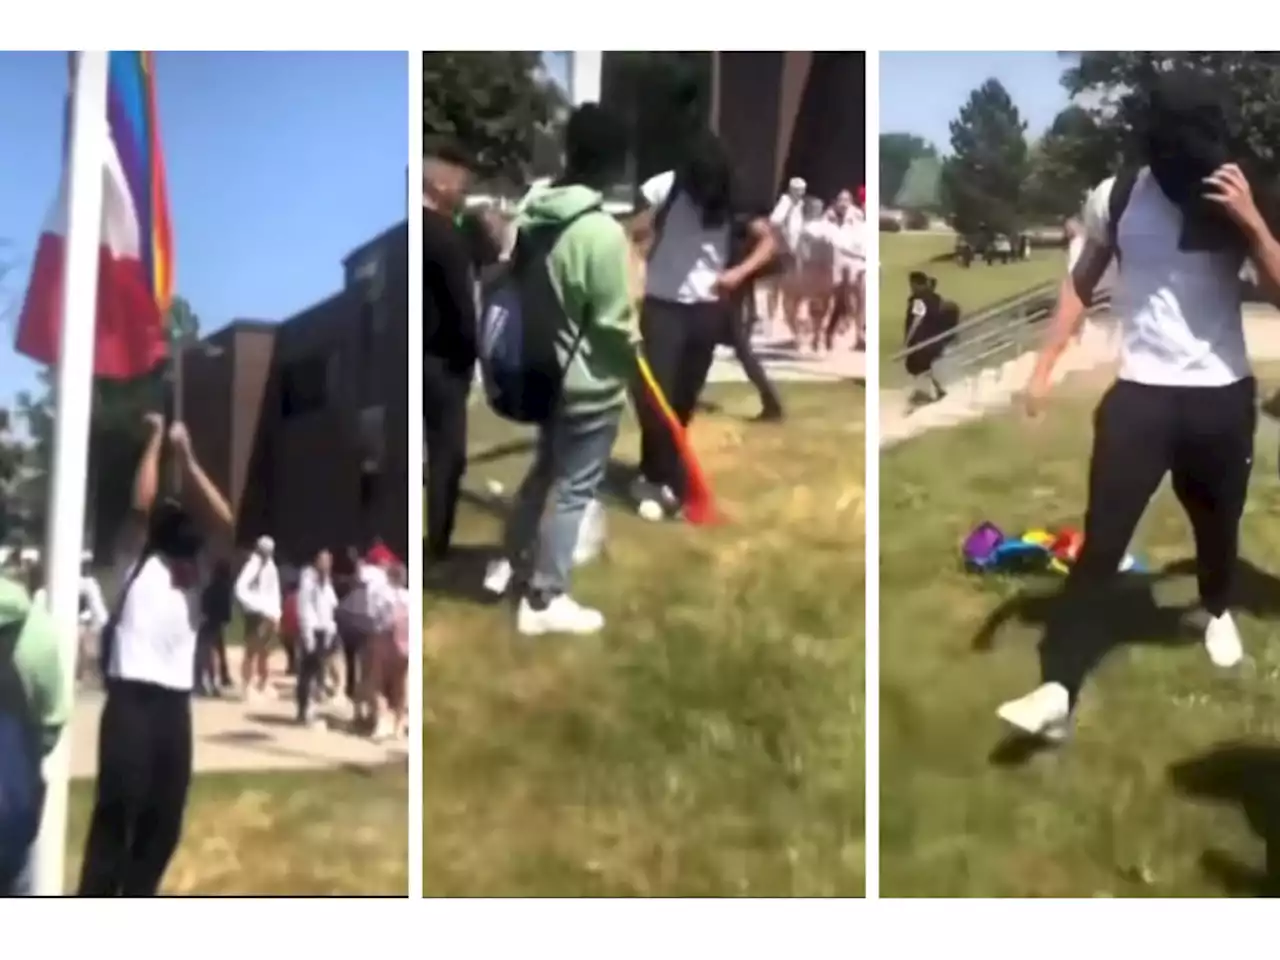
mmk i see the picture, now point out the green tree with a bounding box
[880,133,937,208]
[941,78,1029,237]
[896,154,944,211]
[1022,104,1121,222]
[18,296,199,555]
[422,52,565,188]
[1063,52,1280,180]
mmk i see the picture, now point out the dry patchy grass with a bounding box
[425,384,865,896]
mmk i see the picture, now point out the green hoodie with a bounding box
[0,577,68,760]
[516,185,639,416]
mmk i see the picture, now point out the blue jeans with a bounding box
[504,405,622,596]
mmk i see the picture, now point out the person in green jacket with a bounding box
[0,575,70,894]
[482,103,639,636]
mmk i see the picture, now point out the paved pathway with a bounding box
[709,334,865,384]
[880,306,1280,448]
[70,649,407,780]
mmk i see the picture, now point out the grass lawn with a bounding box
[424,383,865,896]
[879,231,1063,385]
[64,765,408,895]
[880,370,1280,897]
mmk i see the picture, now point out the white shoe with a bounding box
[996,682,1072,742]
[637,498,665,522]
[631,478,677,522]
[1204,612,1243,668]
[483,559,514,595]
[517,594,605,636]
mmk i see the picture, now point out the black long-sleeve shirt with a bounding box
[424,207,478,372]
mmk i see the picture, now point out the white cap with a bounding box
[789,177,806,191]
[81,550,94,563]
[257,536,275,553]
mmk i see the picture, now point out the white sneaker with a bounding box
[996,682,1072,742]
[637,498,665,522]
[517,594,605,636]
[1204,612,1244,668]
[483,559,514,596]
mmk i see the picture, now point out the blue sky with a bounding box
[881,52,1074,152]
[0,51,407,400]
[543,51,569,89]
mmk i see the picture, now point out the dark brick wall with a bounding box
[184,220,408,567]
[716,51,866,208]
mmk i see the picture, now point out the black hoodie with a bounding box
[423,206,478,372]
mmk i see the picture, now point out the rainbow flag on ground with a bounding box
[17,51,174,380]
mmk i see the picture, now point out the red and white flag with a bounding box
[16,52,173,381]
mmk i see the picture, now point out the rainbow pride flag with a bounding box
[17,51,175,380]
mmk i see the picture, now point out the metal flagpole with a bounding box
[31,50,110,897]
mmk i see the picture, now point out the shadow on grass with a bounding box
[971,557,1280,768]
[425,543,504,604]
[1170,742,1280,897]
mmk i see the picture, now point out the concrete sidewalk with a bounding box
[69,651,407,780]
[710,334,865,384]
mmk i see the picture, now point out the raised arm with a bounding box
[133,412,165,515]
[169,422,233,533]
[1204,163,1280,309]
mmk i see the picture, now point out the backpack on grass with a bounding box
[478,204,601,425]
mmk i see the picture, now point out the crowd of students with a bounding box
[764,177,868,353]
[0,414,409,896]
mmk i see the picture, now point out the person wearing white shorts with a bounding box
[822,189,866,351]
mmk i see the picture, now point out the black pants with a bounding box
[296,632,326,722]
[424,353,472,558]
[634,297,725,498]
[731,291,784,415]
[340,627,364,701]
[78,679,193,896]
[1041,377,1257,703]
[193,622,229,692]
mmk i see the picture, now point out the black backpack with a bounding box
[477,205,601,424]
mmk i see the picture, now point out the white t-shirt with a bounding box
[641,170,730,304]
[827,210,866,261]
[109,555,200,692]
[235,553,282,622]
[797,218,833,264]
[297,566,338,639]
[1082,170,1249,387]
[769,193,805,253]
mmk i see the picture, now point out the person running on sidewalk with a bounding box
[821,188,865,352]
[79,415,233,896]
[629,131,779,521]
[235,535,282,701]
[424,137,480,565]
[481,104,638,635]
[997,69,1280,742]
[0,573,69,895]
[902,271,952,404]
[768,176,807,339]
[295,548,338,728]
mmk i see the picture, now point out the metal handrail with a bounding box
[891,280,1115,386]
[886,280,1061,362]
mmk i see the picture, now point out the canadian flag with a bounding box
[15,53,171,381]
